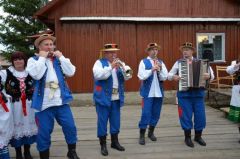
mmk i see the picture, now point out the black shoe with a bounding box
[148,126,157,141]
[185,137,194,148]
[39,149,49,159]
[184,130,194,148]
[111,134,125,151]
[67,150,80,159]
[194,130,206,146]
[139,129,146,145]
[67,144,80,159]
[24,145,33,159]
[194,136,206,146]
[99,136,108,156]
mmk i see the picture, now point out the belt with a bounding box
[112,88,118,94]
[45,82,59,99]
[45,82,59,89]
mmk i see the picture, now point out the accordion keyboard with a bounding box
[179,60,189,91]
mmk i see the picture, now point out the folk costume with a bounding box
[26,34,79,159]
[226,60,240,143]
[137,43,168,145]
[168,42,214,148]
[0,76,13,159]
[0,51,37,159]
[93,44,132,156]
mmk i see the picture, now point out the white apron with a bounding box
[230,85,240,107]
[0,96,13,149]
[12,100,38,139]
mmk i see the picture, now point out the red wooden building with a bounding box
[35,0,240,93]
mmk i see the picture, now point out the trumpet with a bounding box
[113,58,133,78]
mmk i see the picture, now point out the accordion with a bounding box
[178,59,209,91]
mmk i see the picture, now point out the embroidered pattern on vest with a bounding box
[5,69,34,102]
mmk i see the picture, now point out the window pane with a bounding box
[196,33,225,62]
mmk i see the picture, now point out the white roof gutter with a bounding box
[60,16,240,22]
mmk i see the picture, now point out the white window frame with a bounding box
[196,33,225,62]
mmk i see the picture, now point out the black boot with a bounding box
[15,147,23,159]
[111,134,125,151]
[148,126,157,141]
[39,149,49,159]
[194,130,206,146]
[99,136,108,156]
[67,144,80,159]
[139,129,146,145]
[184,130,194,148]
[24,144,33,159]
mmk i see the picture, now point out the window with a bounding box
[196,33,225,62]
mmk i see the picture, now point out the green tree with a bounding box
[0,0,48,59]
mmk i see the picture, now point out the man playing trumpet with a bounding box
[137,43,168,145]
[93,43,132,156]
[26,34,80,159]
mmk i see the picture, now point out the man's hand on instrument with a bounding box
[39,51,48,58]
[203,73,210,80]
[151,65,159,72]
[111,60,119,69]
[53,50,63,58]
[173,75,181,81]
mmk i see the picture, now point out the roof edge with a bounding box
[34,0,66,18]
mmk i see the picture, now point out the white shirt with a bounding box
[0,66,28,82]
[168,58,215,81]
[137,56,168,98]
[26,55,76,111]
[93,59,131,101]
[226,60,240,75]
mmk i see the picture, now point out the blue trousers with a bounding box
[139,97,163,129]
[0,146,10,159]
[178,97,206,131]
[96,100,121,137]
[35,104,77,152]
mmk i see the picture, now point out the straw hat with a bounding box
[34,34,56,48]
[179,42,195,52]
[101,44,120,52]
[145,43,161,52]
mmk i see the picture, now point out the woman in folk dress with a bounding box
[0,76,14,159]
[226,57,240,143]
[0,51,37,159]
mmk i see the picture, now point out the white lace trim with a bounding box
[12,130,38,140]
[0,132,13,149]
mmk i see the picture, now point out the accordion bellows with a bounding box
[179,59,209,91]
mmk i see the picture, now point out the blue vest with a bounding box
[93,58,125,107]
[177,58,205,98]
[140,58,164,98]
[31,56,73,111]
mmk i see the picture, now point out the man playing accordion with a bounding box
[168,42,214,148]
